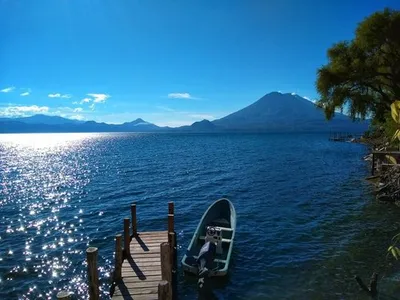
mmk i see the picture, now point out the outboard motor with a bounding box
[197,241,216,291]
[197,241,216,277]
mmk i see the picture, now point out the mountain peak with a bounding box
[212,92,368,132]
[4,114,84,125]
[264,91,282,97]
[123,118,150,126]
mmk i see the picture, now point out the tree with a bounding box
[316,8,400,122]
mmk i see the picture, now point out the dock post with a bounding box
[168,201,174,215]
[168,231,177,298]
[114,234,122,282]
[168,232,176,261]
[86,247,99,300]
[56,291,71,300]
[160,242,172,299]
[131,204,137,237]
[124,218,131,257]
[158,280,170,300]
[168,214,174,235]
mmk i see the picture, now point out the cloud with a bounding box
[302,95,317,103]
[80,98,91,104]
[0,105,49,117]
[168,93,193,99]
[70,115,85,121]
[291,92,297,96]
[48,93,72,98]
[188,114,215,120]
[89,103,95,111]
[48,93,61,98]
[20,92,30,96]
[1,87,15,93]
[72,101,78,105]
[73,108,83,113]
[87,93,109,103]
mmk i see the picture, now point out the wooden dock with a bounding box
[68,202,177,300]
[111,231,169,299]
[111,202,177,300]
[329,132,362,142]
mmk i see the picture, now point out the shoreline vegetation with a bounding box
[316,7,400,297]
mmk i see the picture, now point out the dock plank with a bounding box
[112,296,158,300]
[113,286,158,296]
[111,231,168,299]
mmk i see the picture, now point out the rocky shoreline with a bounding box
[374,166,400,204]
[362,135,400,205]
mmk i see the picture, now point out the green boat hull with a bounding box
[181,198,236,276]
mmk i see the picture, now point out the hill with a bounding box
[212,92,368,132]
[0,92,369,133]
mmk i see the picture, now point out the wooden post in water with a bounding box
[124,218,131,257]
[168,231,177,297]
[168,232,176,272]
[158,280,170,300]
[168,232,176,260]
[114,234,122,282]
[160,242,172,299]
[168,201,174,215]
[131,204,137,237]
[86,247,99,300]
[168,214,174,235]
[56,290,71,300]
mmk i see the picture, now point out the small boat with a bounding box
[181,198,236,277]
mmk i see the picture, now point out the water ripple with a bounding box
[1,133,400,299]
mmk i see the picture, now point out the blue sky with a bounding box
[0,0,399,126]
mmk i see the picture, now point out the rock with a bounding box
[364,154,372,161]
[365,175,380,181]
[375,165,400,202]
[376,184,390,194]
[378,182,386,188]
[377,193,394,202]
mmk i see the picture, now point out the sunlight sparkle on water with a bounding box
[0,133,97,150]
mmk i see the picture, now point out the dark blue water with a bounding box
[1,133,400,300]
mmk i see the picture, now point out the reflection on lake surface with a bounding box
[1,132,400,299]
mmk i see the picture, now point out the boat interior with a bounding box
[185,200,234,270]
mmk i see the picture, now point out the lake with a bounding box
[1,132,400,299]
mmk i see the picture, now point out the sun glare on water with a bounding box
[0,132,116,298]
[0,133,102,151]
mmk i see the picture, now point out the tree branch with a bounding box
[355,273,378,298]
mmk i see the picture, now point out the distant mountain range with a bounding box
[0,92,369,133]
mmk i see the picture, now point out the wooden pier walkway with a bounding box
[112,231,168,299]
[109,202,177,300]
[328,132,362,142]
[56,202,177,300]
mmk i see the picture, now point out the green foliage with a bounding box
[384,100,400,146]
[388,245,400,260]
[388,233,400,260]
[316,8,400,122]
[391,101,400,124]
[384,111,398,141]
